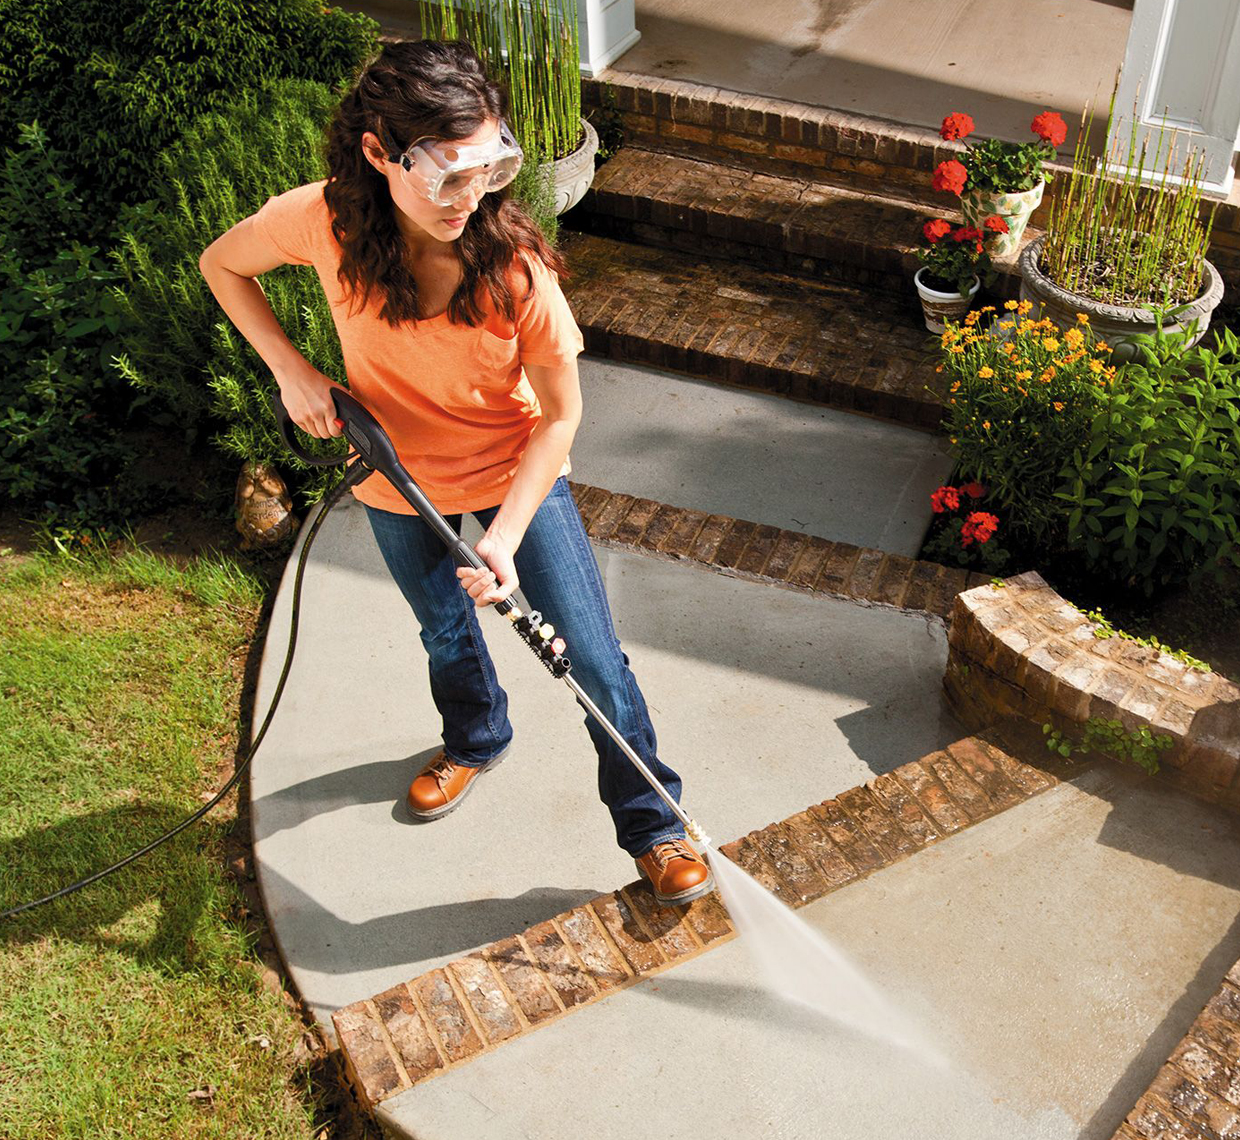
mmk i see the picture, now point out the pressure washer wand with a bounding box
[272,389,710,848]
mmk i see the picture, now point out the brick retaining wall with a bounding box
[944,571,1240,809]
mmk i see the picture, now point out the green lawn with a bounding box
[0,545,321,1139]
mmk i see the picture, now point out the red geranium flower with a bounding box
[951,225,984,244]
[983,215,1009,234]
[940,112,974,142]
[961,511,1000,546]
[931,486,961,514]
[961,482,987,499]
[1031,111,1067,148]
[932,159,968,196]
[923,219,952,244]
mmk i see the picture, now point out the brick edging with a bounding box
[1111,967,1240,1140]
[944,570,1240,811]
[568,480,985,621]
[333,726,1063,1112]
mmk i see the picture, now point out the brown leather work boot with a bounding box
[635,837,715,905]
[405,750,504,821]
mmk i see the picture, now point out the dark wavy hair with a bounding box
[323,39,567,328]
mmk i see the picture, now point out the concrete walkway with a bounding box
[575,358,953,558]
[378,762,1240,1140]
[251,493,959,1037]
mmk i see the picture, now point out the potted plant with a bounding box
[933,109,1066,258]
[1018,101,1223,360]
[913,218,996,332]
[419,0,598,226]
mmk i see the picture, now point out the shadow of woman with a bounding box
[2,801,237,975]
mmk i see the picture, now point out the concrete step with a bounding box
[561,230,945,430]
[570,147,1031,295]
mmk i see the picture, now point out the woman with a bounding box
[199,39,713,905]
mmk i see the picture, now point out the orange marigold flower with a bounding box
[982,420,991,429]
[1042,338,1060,352]
[1053,401,1065,411]
[1015,369,1033,381]
[977,366,994,378]
[1076,313,1090,323]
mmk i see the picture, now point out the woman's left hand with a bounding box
[456,532,519,608]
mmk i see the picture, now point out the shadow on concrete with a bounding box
[255,860,604,976]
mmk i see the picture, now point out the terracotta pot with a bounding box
[547,118,599,216]
[960,180,1044,258]
[914,267,980,333]
[1017,234,1224,361]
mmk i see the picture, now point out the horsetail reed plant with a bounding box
[1041,90,1218,307]
[417,0,582,161]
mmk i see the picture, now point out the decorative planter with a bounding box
[235,461,298,549]
[914,267,980,333]
[1017,235,1225,362]
[547,117,599,216]
[960,180,1044,258]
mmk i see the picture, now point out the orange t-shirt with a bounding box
[251,180,585,515]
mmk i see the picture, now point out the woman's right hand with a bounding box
[275,360,349,439]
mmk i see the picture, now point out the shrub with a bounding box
[1055,321,1240,594]
[113,80,348,502]
[935,300,1113,546]
[0,0,378,212]
[0,124,129,514]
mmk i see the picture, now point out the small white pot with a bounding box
[914,267,980,333]
[547,118,599,216]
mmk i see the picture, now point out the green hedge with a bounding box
[113,79,349,503]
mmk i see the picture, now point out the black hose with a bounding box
[0,469,361,921]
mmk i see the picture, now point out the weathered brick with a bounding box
[736,523,782,575]
[483,937,560,1026]
[946,737,1025,810]
[688,513,732,562]
[931,566,971,618]
[524,920,597,1009]
[447,957,521,1046]
[981,738,1058,794]
[816,542,861,594]
[591,890,666,974]
[1146,1066,1240,1139]
[713,519,758,569]
[785,535,834,589]
[870,553,915,607]
[926,752,995,821]
[637,504,683,551]
[556,906,631,991]
[679,889,735,943]
[1171,1038,1240,1109]
[836,785,915,858]
[333,1001,406,1109]
[373,982,446,1081]
[1126,1095,1206,1139]
[750,820,831,904]
[1195,987,1240,1057]
[412,969,485,1063]
[893,756,970,833]
[809,799,888,874]
[587,491,635,541]
[658,507,709,558]
[901,560,946,614]
[866,770,942,848]
[763,530,808,582]
[612,496,661,546]
[622,885,701,960]
[727,832,797,902]
[781,808,859,888]
[571,483,613,530]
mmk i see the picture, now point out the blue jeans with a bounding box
[363,477,686,858]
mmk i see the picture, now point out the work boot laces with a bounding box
[426,755,459,786]
[651,838,698,869]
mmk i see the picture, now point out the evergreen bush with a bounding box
[113,79,348,503]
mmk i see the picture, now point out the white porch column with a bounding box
[577,0,639,77]
[1109,0,1240,198]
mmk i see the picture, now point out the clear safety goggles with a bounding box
[385,118,524,207]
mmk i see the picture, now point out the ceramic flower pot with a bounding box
[960,180,1044,258]
[546,118,599,216]
[914,267,980,333]
[1017,234,1225,361]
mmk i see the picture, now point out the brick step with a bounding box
[571,146,1032,295]
[333,720,1069,1115]
[560,230,944,429]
